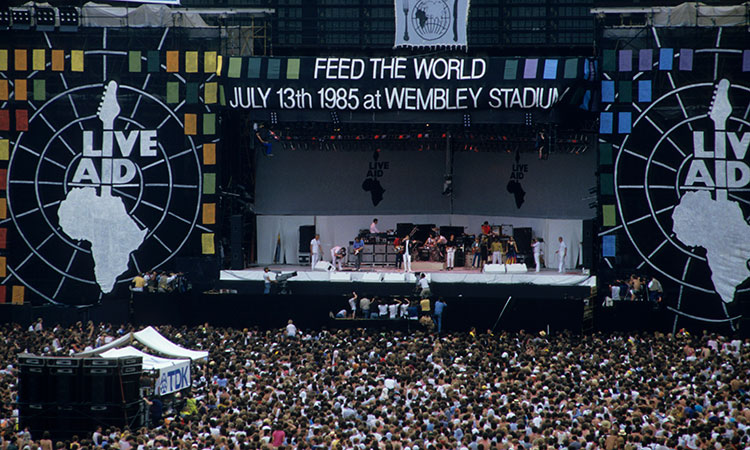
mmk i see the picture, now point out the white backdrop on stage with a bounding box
[256,214,585,269]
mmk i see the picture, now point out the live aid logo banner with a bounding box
[394,0,470,48]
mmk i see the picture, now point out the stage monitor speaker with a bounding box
[483,264,506,274]
[230,214,244,270]
[299,225,316,252]
[314,261,335,272]
[582,219,595,271]
[513,228,532,254]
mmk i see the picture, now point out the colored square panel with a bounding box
[639,49,653,71]
[246,58,261,78]
[185,51,198,73]
[166,82,179,104]
[71,50,84,72]
[0,286,5,303]
[0,256,5,277]
[203,143,216,165]
[523,58,538,79]
[202,203,216,225]
[0,199,5,219]
[185,82,198,104]
[618,111,632,134]
[602,205,617,227]
[203,173,216,194]
[14,49,27,71]
[0,50,6,71]
[503,60,518,80]
[638,80,652,102]
[542,59,558,79]
[219,85,226,106]
[204,51,217,73]
[602,50,615,72]
[618,81,632,103]
[618,50,632,71]
[129,50,142,73]
[14,79,27,101]
[227,57,242,78]
[201,233,215,255]
[679,49,693,71]
[51,49,64,71]
[563,58,578,79]
[184,113,197,135]
[0,110,8,131]
[204,82,218,104]
[11,286,24,305]
[601,80,614,103]
[599,143,612,165]
[16,110,28,131]
[659,48,673,70]
[203,113,216,135]
[744,50,750,72]
[267,59,280,79]
[147,50,160,72]
[0,169,5,189]
[600,173,614,196]
[599,112,613,134]
[166,51,179,72]
[0,140,8,160]
[33,79,45,101]
[602,235,616,258]
[32,49,45,71]
[0,80,7,101]
[287,58,300,79]
[0,228,6,247]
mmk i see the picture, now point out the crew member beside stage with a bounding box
[556,236,567,273]
[352,236,364,271]
[532,238,542,273]
[418,273,431,298]
[330,246,346,271]
[263,267,275,294]
[402,235,412,272]
[490,238,503,265]
[445,235,456,270]
[310,234,322,269]
[370,218,380,234]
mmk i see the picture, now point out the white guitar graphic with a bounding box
[708,78,731,201]
[96,81,121,195]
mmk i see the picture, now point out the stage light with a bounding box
[524,113,533,126]
[330,111,340,126]
[58,6,78,32]
[270,111,278,125]
[35,6,55,31]
[0,9,10,30]
[11,8,31,30]
[463,114,471,128]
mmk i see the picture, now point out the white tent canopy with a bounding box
[76,326,208,361]
[99,346,187,371]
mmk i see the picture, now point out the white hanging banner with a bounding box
[394,0,470,49]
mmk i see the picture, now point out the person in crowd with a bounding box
[347,291,358,318]
[649,275,664,305]
[285,319,297,338]
[358,294,371,318]
[131,273,146,292]
[417,273,431,298]
[433,297,447,333]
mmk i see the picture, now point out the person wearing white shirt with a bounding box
[531,238,542,273]
[285,319,297,338]
[309,234,322,269]
[330,246,346,271]
[369,218,380,234]
[402,235,412,272]
[555,236,567,273]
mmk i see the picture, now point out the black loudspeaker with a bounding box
[582,219,595,270]
[299,225,316,252]
[18,355,47,404]
[513,228,532,254]
[439,226,464,239]
[396,223,414,238]
[230,214,244,270]
[47,358,81,404]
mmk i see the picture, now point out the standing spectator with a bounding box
[433,298,447,333]
[285,319,297,338]
[271,423,285,448]
[359,295,371,318]
[347,291,358,318]
[420,296,431,317]
[131,273,146,292]
[418,273,431,298]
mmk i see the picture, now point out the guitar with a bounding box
[708,78,731,201]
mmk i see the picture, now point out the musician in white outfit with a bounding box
[310,234,322,268]
[330,246,346,271]
[531,238,541,273]
[556,237,567,273]
[402,235,412,273]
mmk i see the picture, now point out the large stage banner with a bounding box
[596,27,750,331]
[0,28,221,305]
[394,0,470,49]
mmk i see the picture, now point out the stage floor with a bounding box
[220,265,596,287]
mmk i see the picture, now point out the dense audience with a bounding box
[0,321,749,450]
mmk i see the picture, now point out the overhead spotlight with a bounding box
[58,6,78,32]
[11,8,32,30]
[0,9,10,30]
[330,111,340,126]
[35,6,55,31]
[524,113,533,126]
[270,111,278,125]
[463,114,471,128]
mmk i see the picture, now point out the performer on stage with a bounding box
[310,234,322,268]
[370,218,380,234]
[352,236,364,271]
[556,236,567,273]
[490,237,503,265]
[531,238,542,272]
[445,234,456,270]
[471,236,481,268]
[505,237,518,264]
[402,235,412,273]
[330,246,346,271]
[393,236,402,269]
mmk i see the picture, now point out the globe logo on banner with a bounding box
[411,0,451,41]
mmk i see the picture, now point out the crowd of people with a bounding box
[131,272,191,294]
[1,320,748,450]
[604,275,664,307]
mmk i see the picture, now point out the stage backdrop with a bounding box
[255,146,597,217]
[0,28,221,305]
[596,27,750,331]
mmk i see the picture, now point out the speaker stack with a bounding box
[18,355,144,439]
